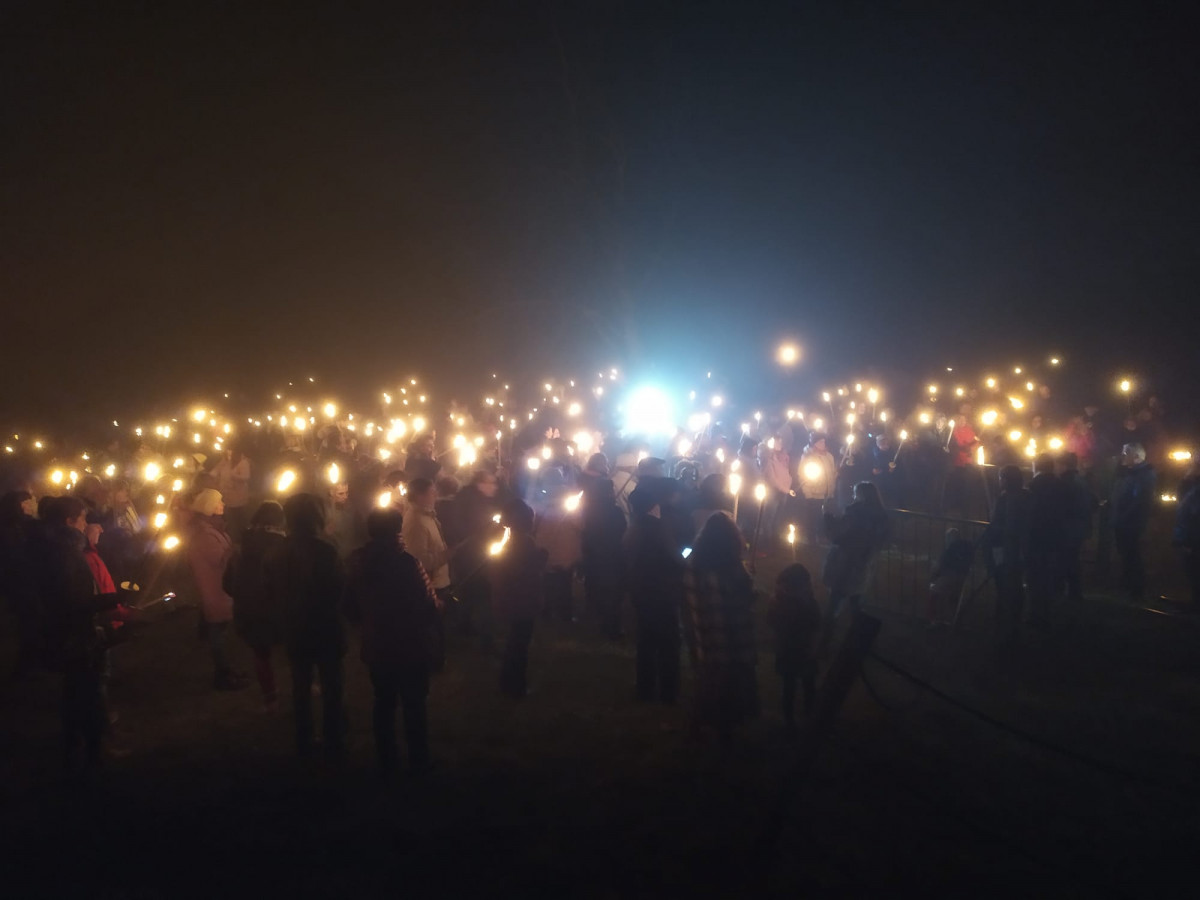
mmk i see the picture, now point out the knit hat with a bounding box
[192,488,224,517]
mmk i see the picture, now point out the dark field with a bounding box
[2,544,1198,899]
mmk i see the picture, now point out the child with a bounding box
[768,564,822,730]
[927,528,974,626]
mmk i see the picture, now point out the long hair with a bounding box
[691,511,746,577]
[853,481,884,511]
[282,493,325,538]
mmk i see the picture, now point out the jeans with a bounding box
[288,648,345,757]
[369,664,430,772]
[500,618,535,697]
[635,610,680,703]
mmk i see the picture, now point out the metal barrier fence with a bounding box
[865,508,994,625]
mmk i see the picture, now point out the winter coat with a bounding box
[581,500,626,584]
[623,514,685,620]
[265,534,345,656]
[984,489,1032,572]
[227,528,286,648]
[1061,471,1098,546]
[188,516,234,623]
[1110,462,1156,535]
[683,561,759,727]
[798,447,837,501]
[40,525,117,668]
[1027,472,1068,556]
[489,531,547,621]
[767,584,821,676]
[822,501,890,596]
[535,505,583,570]
[402,505,452,590]
[343,540,439,669]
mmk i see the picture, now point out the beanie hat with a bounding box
[192,488,224,517]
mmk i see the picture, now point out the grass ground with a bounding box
[1,544,1197,899]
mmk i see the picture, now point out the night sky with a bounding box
[3,2,1196,426]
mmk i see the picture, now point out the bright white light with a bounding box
[687,412,711,432]
[622,386,676,436]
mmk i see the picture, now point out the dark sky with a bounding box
[2,1,1197,426]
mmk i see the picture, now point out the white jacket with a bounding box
[798,447,837,501]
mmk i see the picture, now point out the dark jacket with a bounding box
[1110,462,1156,534]
[622,513,685,618]
[265,534,345,656]
[581,499,626,583]
[40,525,118,668]
[932,538,975,581]
[1027,472,1068,556]
[449,484,500,579]
[767,585,821,676]
[822,501,890,595]
[227,528,286,648]
[489,531,547,621]
[984,488,1031,571]
[343,540,439,669]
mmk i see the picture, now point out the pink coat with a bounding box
[188,518,234,623]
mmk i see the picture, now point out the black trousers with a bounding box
[780,665,816,726]
[994,566,1026,646]
[62,657,106,767]
[1025,551,1058,622]
[1062,540,1086,601]
[1114,527,1145,601]
[369,664,430,772]
[635,610,680,703]
[543,568,573,621]
[500,617,535,697]
[288,648,344,757]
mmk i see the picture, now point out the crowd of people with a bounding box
[2,370,1199,777]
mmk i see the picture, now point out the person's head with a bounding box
[852,481,883,509]
[809,433,827,453]
[192,488,225,518]
[1033,453,1055,477]
[958,403,972,418]
[1031,415,1044,431]
[935,414,948,430]
[411,434,435,458]
[636,456,666,478]
[1059,452,1079,474]
[502,497,535,534]
[282,493,325,538]
[875,434,891,449]
[77,475,104,505]
[692,511,744,573]
[37,495,57,521]
[366,508,404,543]
[55,496,87,532]
[697,473,728,510]
[408,477,435,511]
[436,476,459,499]
[250,500,286,531]
[1121,443,1146,466]
[999,465,1024,492]
[944,527,960,548]
[471,469,498,497]
[584,453,609,477]
[329,482,349,506]
[775,563,813,600]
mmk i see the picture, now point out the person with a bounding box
[869,434,896,508]
[210,448,251,542]
[266,494,346,759]
[768,564,821,730]
[623,484,684,704]
[449,470,501,638]
[227,501,287,710]
[40,496,120,771]
[324,478,358,559]
[101,478,142,585]
[927,528,974,626]
[759,437,793,552]
[1058,452,1097,603]
[1172,480,1200,611]
[535,485,583,623]
[404,434,441,484]
[401,477,454,667]
[1110,443,1156,603]
[489,499,547,698]
[819,482,890,653]
[343,508,439,774]
[580,478,627,639]
[984,466,1031,649]
[683,511,759,745]
[1026,453,1066,625]
[691,473,732,539]
[944,410,979,516]
[187,489,246,690]
[797,433,837,545]
[1,490,44,676]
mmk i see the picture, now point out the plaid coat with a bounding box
[683,563,759,727]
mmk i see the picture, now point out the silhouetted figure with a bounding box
[1058,452,1097,603]
[683,512,759,746]
[1172,481,1200,610]
[343,509,439,774]
[1110,443,1156,603]
[624,485,684,704]
[984,466,1031,649]
[228,501,287,709]
[1026,453,1067,625]
[768,564,820,730]
[927,528,974,626]
[819,482,890,654]
[581,479,627,639]
[267,494,346,759]
[490,499,547,697]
